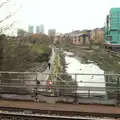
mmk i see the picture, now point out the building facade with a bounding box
[40,24,44,34]
[90,28,104,44]
[54,35,61,44]
[69,30,90,46]
[35,24,44,34]
[62,28,104,46]
[72,34,90,45]
[36,26,40,34]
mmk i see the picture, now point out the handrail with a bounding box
[0,71,120,76]
[0,71,119,105]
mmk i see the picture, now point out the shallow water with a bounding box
[64,51,106,97]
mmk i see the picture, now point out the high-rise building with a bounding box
[28,25,34,34]
[36,26,40,34]
[40,24,44,34]
[48,29,56,37]
[36,24,44,34]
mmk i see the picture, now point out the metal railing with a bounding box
[0,72,119,105]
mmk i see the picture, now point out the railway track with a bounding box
[0,111,111,120]
[0,106,119,118]
[0,108,114,120]
[0,100,119,119]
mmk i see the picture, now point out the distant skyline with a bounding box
[35,24,44,34]
[1,0,120,35]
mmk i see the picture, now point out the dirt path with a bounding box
[37,47,56,85]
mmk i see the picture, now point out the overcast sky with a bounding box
[1,0,120,35]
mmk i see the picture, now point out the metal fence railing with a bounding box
[0,72,119,105]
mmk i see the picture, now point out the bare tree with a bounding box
[0,22,15,34]
[0,0,22,34]
[0,6,22,24]
[0,0,9,9]
[0,0,22,70]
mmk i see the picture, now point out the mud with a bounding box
[63,45,120,74]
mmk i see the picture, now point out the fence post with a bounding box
[23,73,25,86]
[88,90,90,99]
[74,74,78,104]
[116,76,120,106]
[106,75,109,82]
[34,73,39,102]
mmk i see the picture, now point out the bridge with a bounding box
[0,72,119,105]
[0,72,119,119]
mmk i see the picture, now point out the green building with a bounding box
[104,8,120,50]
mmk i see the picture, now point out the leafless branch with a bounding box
[4,21,15,31]
[0,21,15,34]
[0,0,9,9]
[0,5,22,24]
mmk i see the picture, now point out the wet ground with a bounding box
[63,51,106,97]
[63,45,120,74]
[0,46,118,103]
[59,45,120,99]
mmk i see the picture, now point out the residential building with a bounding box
[71,33,90,45]
[54,35,61,44]
[53,33,62,44]
[90,28,104,44]
[62,28,104,46]
[98,27,104,43]
[28,25,34,34]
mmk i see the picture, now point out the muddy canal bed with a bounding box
[63,45,120,74]
[63,51,106,97]
[60,45,120,99]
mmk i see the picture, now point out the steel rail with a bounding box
[0,106,119,119]
[0,112,103,120]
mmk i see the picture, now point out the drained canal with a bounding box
[64,51,107,98]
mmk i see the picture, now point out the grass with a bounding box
[26,42,52,54]
[32,44,44,53]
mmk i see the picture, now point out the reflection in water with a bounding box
[65,51,106,97]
